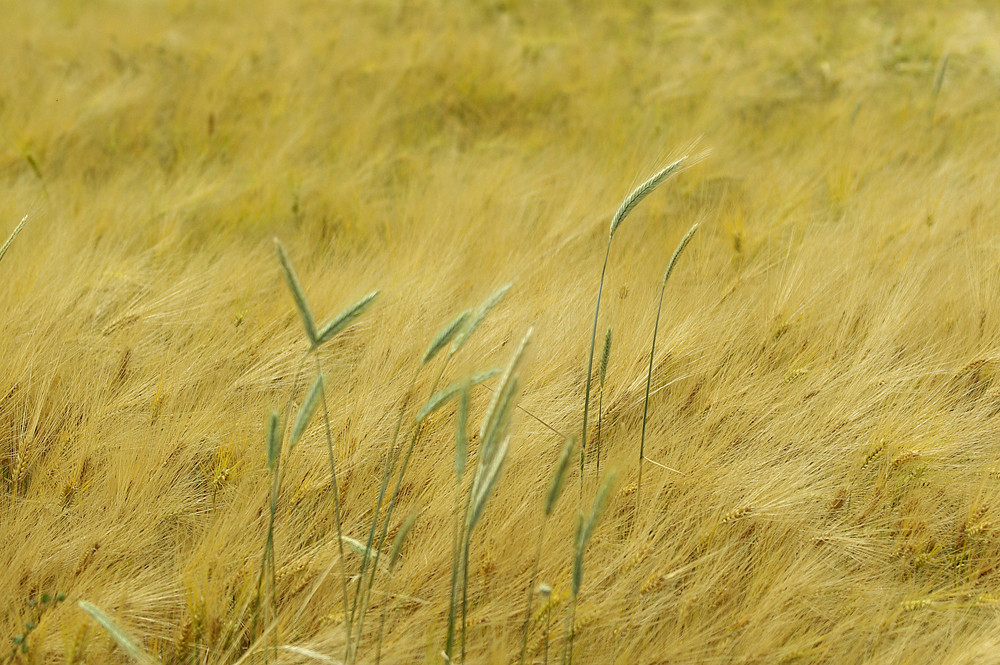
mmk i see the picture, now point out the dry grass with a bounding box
[3,1,1000,663]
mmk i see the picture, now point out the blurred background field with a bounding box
[2,1,1000,663]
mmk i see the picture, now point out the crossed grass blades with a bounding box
[66,156,695,664]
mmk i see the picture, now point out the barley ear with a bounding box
[78,601,158,665]
[545,437,574,516]
[456,386,470,480]
[599,328,612,387]
[480,375,519,469]
[572,471,617,596]
[389,513,418,572]
[316,290,379,345]
[274,239,317,345]
[424,309,471,365]
[468,437,510,531]
[609,157,687,238]
[581,471,616,547]
[266,411,281,473]
[572,513,585,596]
[416,369,501,423]
[479,329,532,444]
[661,223,699,287]
[341,536,387,571]
[0,215,27,266]
[290,374,324,450]
[451,283,512,354]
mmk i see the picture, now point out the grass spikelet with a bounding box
[573,472,616,595]
[620,542,652,576]
[468,436,510,531]
[78,601,158,665]
[720,505,753,523]
[519,437,574,665]
[274,239,317,345]
[609,157,687,239]
[566,471,616,664]
[545,437,574,517]
[389,513,418,572]
[316,290,380,345]
[597,328,612,474]
[424,309,471,365]
[290,374,324,449]
[478,329,532,458]
[0,214,28,266]
[341,536,388,572]
[638,223,698,509]
[266,411,281,473]
[416,369,500,423]
[456,387,470,480]
[599,328,612,387]
[451,282,512,354]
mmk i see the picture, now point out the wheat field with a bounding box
[3,1,1000,663]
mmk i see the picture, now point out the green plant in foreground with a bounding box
[5,592,67,665]
[352,288,512,665]
[596,328,612,476]
[519,436,574,665]
[447,329,532,664]
[581,158,687,490]
[270,239,380,660]
[564,471,616,665]
[637,223,698,512]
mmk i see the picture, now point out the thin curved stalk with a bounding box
[581,241,612,495]
[637,224,698,513]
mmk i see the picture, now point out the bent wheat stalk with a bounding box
[637,224,698,513]
[582,158,687,489]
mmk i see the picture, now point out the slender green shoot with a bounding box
[290,374,324,450]
[582,159,687,490]
[317,291,380,345]
[564,471,617,665]
[596,328,612,476]
[638,223,697,512]
[275,240,317,345]
[519,437,574,665]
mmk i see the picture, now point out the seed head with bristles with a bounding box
[609,157,687,238]
[599,328,612,387]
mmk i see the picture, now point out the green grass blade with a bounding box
[599,328,612,387]
[290,374,324,450]
[467,436,509,531]
[266,411,281,473]
[572,513,585,596]
[78,601,158,665]
[316,290,380,345]
[274,239,317,345]
[478,329,532,446]
[415,369,500,423]
[580,471,617,548]
[456,386,470,480]
[424,309,471,365]
[451,282,512,354]
[545,437,574,516]
[389,512,418,572]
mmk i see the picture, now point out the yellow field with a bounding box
[3,1,1000,663]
